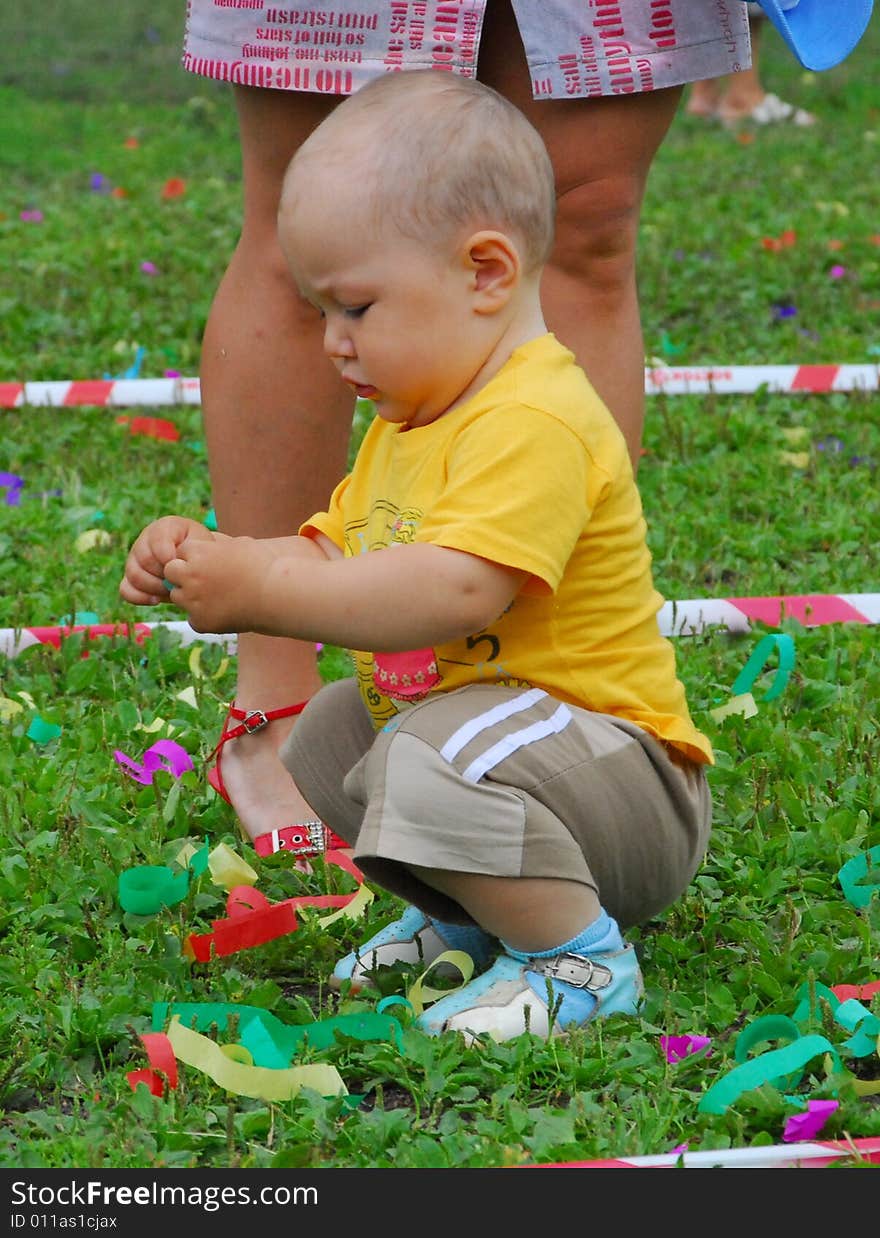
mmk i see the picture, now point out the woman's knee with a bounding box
[549,174,642,295]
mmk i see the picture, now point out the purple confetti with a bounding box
[816,436,845,453]
[772,303,797,320]
[0,472,24,506]
[140,261,158,276]
[20,210,43,223]
[830,265,847,279]
[90,172,109,193]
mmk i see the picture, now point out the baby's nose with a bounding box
[323,316,356,359]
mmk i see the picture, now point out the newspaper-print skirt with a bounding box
[183,1,751,100]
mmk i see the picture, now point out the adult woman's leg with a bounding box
[478,2,683,469]
[200,85,354,840]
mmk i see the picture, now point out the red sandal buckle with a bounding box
[241,709,270,733]
[254,821,325,857]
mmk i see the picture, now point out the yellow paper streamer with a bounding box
[220,1043,254,1066]
[75,529,113,554]
[780,427,810,444]
[406,950,474,1017]
[173,841,200,870]
[852,1077,880,1097]
[0,697,25,722]
[208,842,259,890]
[316,879,374,927]
[188,646,229,681]
[175,686,199,708]
[709,692,758,723]
[166,1018,346,1101]
[778,451,811,469]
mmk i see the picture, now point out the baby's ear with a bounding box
[465,231,521,313]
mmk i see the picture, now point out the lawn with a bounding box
[0,3,878,1177]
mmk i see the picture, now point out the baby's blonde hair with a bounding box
[282,70,556,273]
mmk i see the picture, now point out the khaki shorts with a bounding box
[282,679,712,929]
[183,1,751,99]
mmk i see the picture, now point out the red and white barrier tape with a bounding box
[1,365,879,408]
[1,594,877,660]
[535,1136,880,1169]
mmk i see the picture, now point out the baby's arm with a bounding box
[120,518,338,609]
[164,536,524,649]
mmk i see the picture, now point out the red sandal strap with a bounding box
[253,822,348,858]
[207,699,309,765]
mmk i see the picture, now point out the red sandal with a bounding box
[207,701,347,858]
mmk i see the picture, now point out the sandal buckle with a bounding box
[241,709,269,733]
[532,953,613,991]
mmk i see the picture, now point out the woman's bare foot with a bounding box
[685,80,723,118]
[211,717,318,843]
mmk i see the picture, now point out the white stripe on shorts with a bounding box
[461,703,573,784]
[439,688,547,764]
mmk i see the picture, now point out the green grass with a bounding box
[0,3,878,1171]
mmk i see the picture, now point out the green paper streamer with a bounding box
[697,1034,841,1115]
[834,999,880,1058]
[734,1014,802,1062]
[734,1014,804,1091]
[837,845,880,908]
[792,979,841,1025]
[731,633,795,701]
[26,717,62,744]
[152,1000,405,1065]
[57,611,100,626]
[118,865,190,915]
[187,839,211,877]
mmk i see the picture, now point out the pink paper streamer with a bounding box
[660,1034,712,1064]
[114,739,193,784]
[782,1100,839,1143]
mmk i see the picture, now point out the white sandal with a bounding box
[721,92,816,127]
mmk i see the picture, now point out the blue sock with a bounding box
[508,910,623,960]
[430,918,495,967]
[503,910,623,1025]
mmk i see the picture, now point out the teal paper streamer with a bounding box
[697,1034,841,1115]
[734,1014,805,1091]
[837,845,880,908]
[792,979,841,1024]
[731,633,796,701]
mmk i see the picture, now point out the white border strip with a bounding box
[2,365,879,408]
[2,596,878,661]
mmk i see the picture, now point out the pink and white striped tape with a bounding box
[533,1136,880,1169]
[1,365,878,408]
[1,594,877,660]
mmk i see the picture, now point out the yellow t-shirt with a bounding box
[303,333,713,765]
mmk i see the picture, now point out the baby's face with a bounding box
[279,174,498,429]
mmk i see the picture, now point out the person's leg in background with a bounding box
[478,1,682,467]
[199,85,354,841]
[686,8,814,127]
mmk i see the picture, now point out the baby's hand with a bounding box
[162,533,270,634]
[120,515,212,606]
